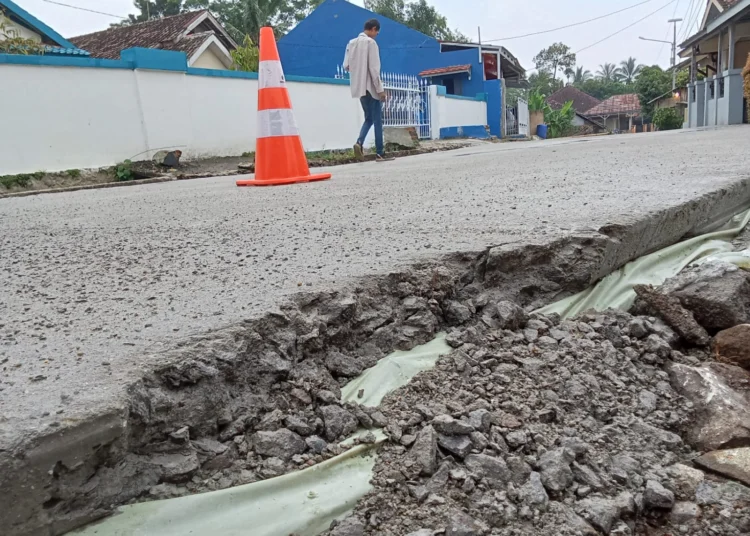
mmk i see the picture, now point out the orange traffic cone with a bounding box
[237,27,332,187]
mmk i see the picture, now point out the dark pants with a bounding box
[357,92,384,156]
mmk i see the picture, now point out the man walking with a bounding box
[343,19,394,162]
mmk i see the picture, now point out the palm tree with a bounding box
[564,66,575,84]
[573,66,592,84]
[596,63,617,82]
[616,57,644,84]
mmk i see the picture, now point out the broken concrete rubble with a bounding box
[323,308,750,535]
[667,362,750,451]
[713,324,750,370]
[694,447,750,487]
[660,261,750,332]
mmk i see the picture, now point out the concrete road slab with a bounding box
[1,127,750,441]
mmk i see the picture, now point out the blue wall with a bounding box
[278,0,485,97]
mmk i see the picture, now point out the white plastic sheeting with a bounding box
[537,208,750,319]
[70,335,451,536]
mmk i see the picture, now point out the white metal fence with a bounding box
[336,66,432,139]
[504,98,529,138]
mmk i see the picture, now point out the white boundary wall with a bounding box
[0,64,365,175]
[428,86,488,139]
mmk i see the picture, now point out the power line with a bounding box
[677,0,698,40]
[680,0,703,42]
[575,0,678,54]
[40,0,125,19]
[656,0,681,63]
[482,0,655,42]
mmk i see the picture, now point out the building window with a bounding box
[718,77,725,99]
[709,80,715,99]
[690,86,696,103]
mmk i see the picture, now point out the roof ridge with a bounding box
[71,9,207,40]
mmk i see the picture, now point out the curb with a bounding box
[0,145,471,200]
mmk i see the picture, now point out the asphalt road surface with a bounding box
[2,126,750,438]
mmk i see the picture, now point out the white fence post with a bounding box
[517,98,529,138]
[429,85,440,140]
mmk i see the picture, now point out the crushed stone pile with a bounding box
[137,351,387,500]
[324,301,750,536]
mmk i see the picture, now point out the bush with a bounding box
[114,160,134,181]
[544,100,575,138]
[653,108,683,131]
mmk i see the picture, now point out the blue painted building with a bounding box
[278,0,526,98]
[0,0,89,56]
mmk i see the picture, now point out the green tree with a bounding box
[635,65,671,120]
[532,42,576,84]
[675,67,703,87]
[184,0,320,42]
[231,34,259,71]
[574,78,629,100]
[596,62,617,82]
[528,70,563,97]
[652,108,683,130]
[616,57,643,84]
[573,66,592,84]
[0,9,46,54]
[118,0,185,25]
[364,0,468,41]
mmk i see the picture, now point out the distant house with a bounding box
[584,94,642,132]
[0,0,88,56]
[546,86,601,114]
[650,87,689,126]
[71,10,237,70]
[277,0,526,97]
[546,85,605,133]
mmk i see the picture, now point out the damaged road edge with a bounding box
[2,179,750,536]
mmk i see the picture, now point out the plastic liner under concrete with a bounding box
[69,335,451,536]
[537,208,750,319]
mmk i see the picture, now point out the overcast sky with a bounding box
[16,0,707,73]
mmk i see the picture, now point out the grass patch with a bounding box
[305,149,356,162]
[242,149,358,164]
[65,169,81,179]
[0,171,45,189]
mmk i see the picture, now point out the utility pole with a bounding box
[639,18,683,90]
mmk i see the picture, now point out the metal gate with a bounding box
[336,66,432,139]
[517,97,529,137]
[504,97,529,138]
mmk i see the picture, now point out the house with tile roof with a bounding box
[71,10,237,70]
[678,0,750,126]
[545,85,607,133]
[0,0,88,56]
[278,0,526,98]
[584,94,642,132]
[546,86,601,115]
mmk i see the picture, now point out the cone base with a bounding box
[236,173,332,187]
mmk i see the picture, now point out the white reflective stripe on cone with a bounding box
[257,108,300,138]
[258,60,286,89]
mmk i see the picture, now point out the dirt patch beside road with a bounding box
[0,140,477,197]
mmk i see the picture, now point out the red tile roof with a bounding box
[584,94,642,116]
[546,86,601,114]
[419,64,472,77]
[70,10,232,61]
